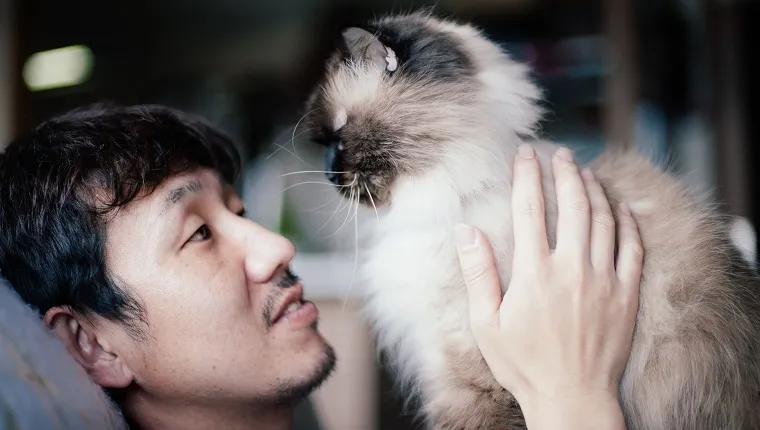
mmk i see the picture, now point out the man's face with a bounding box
[102,167,335,405]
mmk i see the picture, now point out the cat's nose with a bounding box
[324,140,345,185]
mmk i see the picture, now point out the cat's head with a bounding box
[305,11,543,206]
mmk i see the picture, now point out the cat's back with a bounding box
[590,148,757,312]
[590,149,760,429]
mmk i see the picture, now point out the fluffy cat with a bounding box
[303,11,760,430]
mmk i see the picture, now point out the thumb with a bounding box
[454,223,502,330]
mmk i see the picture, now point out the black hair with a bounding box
[0,103,242,337]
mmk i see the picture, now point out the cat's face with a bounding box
[305,13,483,206]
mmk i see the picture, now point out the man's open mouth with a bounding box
[271,285,305,325]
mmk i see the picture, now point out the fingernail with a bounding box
[454,223,478,250]
[555,147,574,162]
[619,202,631,215]
[518,144,535,159]
[581,168,595,181]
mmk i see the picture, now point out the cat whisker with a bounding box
[304,190,343,213]
[280,181,350,194]
[290,109,314,159]
[343,192,361,312]
[314,178,359,235]
[384,151,401,172]
[364,182,380,223]
[279,170,349,177]
[266,140,313,167]
[325,186,358,239]
[314,193,352,235]
[264,125,314,164]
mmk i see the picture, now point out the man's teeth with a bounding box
[284,300,303,315]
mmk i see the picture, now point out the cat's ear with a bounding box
[340,27,398,73]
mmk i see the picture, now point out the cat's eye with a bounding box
[311,136,330,146]
[311,127,339,146]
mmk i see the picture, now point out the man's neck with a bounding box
[123,392,294,430]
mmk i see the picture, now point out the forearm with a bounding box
[517,390,628,430]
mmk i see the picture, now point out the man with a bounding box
[0,104,335,430]
[0,103,643,430]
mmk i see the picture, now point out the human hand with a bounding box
[454,144,643,429]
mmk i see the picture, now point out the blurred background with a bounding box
[1,0,758,429]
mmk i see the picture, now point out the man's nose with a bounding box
[236,220,296,284]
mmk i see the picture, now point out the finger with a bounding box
[553,147,591,261]
[581,168,616,271]
[454,223,502,330]
[615,203,644,291]
[511,143,550,265]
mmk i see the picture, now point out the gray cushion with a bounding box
[0,276,127,430]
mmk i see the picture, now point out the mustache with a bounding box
[277,269,300,288]
[263,268,301,328]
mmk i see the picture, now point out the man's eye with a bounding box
[188,225,211,243]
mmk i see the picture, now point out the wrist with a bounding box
[517,387,627,430]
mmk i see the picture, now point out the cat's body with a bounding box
[304,12,760,429]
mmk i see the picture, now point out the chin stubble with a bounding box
[272,344,338,407]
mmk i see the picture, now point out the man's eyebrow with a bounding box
[161,179,203,215]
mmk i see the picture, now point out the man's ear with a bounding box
[339,27,398,72]
[44,306,134,389]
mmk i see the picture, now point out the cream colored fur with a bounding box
[308,12,760,430]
